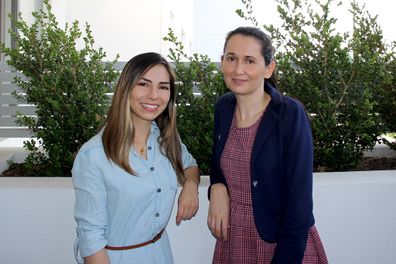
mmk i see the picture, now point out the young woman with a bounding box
[73,52,200,264]
[207,27,328,263]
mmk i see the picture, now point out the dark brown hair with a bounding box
[223,26,277,87]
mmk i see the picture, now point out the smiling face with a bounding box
[221,34,274,96]
[129,64,171,125]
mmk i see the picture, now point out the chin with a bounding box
[228,86,247,93]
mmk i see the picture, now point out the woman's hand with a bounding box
[207,183,230,241]
[84,249,110,264]
[176,166,200,225]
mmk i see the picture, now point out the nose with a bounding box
[234,60,244,74]
[148,86,159,99]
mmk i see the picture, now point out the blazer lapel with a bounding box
[251,83,282,164]
[251,104,279,164]
[217,98,235,155]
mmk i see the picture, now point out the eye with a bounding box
[160,85,170,90]
[226,55,236,62]
[246,58,255,64]
[137,82,150,87]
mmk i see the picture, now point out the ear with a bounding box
[220,55,225,73]
[264,61,276,79]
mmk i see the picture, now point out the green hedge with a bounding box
[236,0,396,171]
[1,0,394,176]
[164,30,227,174]
[0,0,118,176]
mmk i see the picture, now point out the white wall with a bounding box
[192,0,251,62]
[192,0,396,61]
[1,172,396,264]
[18,0,42,25]
[17,0,194,61]
[313,171,396,264]
[0,177,215,264]
[15,0,396,62]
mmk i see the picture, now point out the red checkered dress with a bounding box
[213,113,328,264]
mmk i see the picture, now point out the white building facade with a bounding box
[2,0,395,62]
[1,0,194,61]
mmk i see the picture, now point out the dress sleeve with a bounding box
[72,149,108,258]
[180,140,197,169]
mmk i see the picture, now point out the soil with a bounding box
[1,165,28,176]
[2,157,396,176]
[355,157,396,171]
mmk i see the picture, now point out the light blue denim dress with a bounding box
[72,122,197,263]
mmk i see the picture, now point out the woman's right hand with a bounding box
[207,183,230,241]
[84,249,110,264]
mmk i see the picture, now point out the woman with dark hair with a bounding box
[207,27,328,263]
[73,52,200,264]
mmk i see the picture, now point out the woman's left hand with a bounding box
[176,169,200,225]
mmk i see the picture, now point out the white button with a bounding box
[252,180,258,187]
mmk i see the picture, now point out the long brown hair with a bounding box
[102,52,185,183]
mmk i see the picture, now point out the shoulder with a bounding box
[215,92,236,108]
[276,95,312,137]
[265,82,307,117]
[267,90,310,134]
[214,93,237,118]
[72,132,109,178]
[76,132,105,158]
[280,95,307,115]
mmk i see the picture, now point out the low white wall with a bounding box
[313,171,396,264]
[0,171,395,264]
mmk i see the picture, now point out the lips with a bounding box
[141,103,160,112]
[232,78,247,85]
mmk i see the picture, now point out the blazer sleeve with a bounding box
[208,99,228,199]
[272,100,314,264]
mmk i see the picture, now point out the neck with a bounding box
[133,123,151,159]
[133,120,151,145]
[235,89,269,121]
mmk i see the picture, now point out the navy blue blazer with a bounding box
[209,82,315,263]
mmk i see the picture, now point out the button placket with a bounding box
[155,187,161,217]
[146,125,164,233]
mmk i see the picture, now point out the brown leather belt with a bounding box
[105,229,165,250]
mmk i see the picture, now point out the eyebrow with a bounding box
[225,52,256,59]
[245,55,256,60]
[139,77,170,85]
